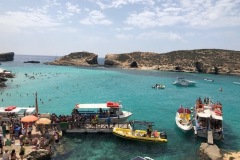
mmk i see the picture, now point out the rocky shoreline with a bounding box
[45,49,240,75]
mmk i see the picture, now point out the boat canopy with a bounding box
[177,107,191,114]
[197,109,211,118]
[75,102,121,109]
[211,112,223,120]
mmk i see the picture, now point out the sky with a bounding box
[0,0,240,57]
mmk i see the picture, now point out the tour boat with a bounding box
[173,77,196,86]
[175,106,193,132]
[74,101,132,123]
[112,120,167,143]
[193,97,223,140]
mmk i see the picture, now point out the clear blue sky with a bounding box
[0,0,240,57]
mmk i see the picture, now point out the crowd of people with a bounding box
[0,113,61,160]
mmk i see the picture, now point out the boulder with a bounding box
[46,52,98,66]
[26,149,52,160]
[199,143,222,160]
[0,52,14,61]
[0,82,7,87]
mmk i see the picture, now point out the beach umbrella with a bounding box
[21,115,38,123]
[35,118,51,125]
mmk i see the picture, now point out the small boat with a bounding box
[204,78,214,82]
[175,106,193,132]
[113,120,167,143]
[152,84,165,89]
[74,101,132,123]
[173,77,196,86]
[131,156,154,160]
[233,82,240,85]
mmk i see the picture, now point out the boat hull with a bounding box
[175,113,193,132]
[113,128,167,143]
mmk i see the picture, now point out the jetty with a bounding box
[207,130,213,145]
[61,122,130,133]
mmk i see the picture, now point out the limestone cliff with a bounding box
[104,49,240,74]
[47,52,98,66]
[0,52,14,61]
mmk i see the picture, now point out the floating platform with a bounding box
[207,130,213,145]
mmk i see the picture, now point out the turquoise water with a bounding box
[1,55,240,160]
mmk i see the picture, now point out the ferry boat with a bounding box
[0,106,36,121]
[193,98,223,140]
[173,77,196,86]
[74,101,132,123]
[112,120,167,143]
[175,106,193,132]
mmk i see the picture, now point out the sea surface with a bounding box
[1,55,240,160]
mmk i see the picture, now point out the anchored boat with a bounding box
[173,77,196,86]
[193,97,223,140]
[74,101,132,123]
[152,84,165,89]
[112,120,167,143]
[175,106,193,132]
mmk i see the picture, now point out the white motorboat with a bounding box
[193,97,223,140]
[175,106,193,132]
[74,101,132,123]
[204,78,214,82]
[173,77,196,86]
[233,82,240,85]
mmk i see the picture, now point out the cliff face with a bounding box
[104,49,240,74]
[0,52,14,61]
[47,52,98,66]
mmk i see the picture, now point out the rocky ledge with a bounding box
[0,52,14,61]
[26,149,52,160]
[199,143,222,160]
[104,49,240,74]
[46,52,98,66]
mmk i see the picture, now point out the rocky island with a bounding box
[0,52,14,61]
[47,49,240,74]
[46,51,98,66]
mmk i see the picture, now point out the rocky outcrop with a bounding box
[24,61,40,63]
[26,150,52,160]
[104,49,240,74]
[46,52,98,66]
[199,143,222,160]
[0,52,14,61]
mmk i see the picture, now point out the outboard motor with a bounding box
[160,132,167,139]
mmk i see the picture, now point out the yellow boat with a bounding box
[112,121,167,143]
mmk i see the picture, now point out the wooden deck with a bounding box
[65,123,130,133]
[207,130,214,144]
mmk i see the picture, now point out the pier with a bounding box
[207,130,213,145]
[61,122,130,133]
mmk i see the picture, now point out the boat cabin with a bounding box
[74,101,123,118]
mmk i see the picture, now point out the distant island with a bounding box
[0,52,14,61]
[46,49,240,74]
